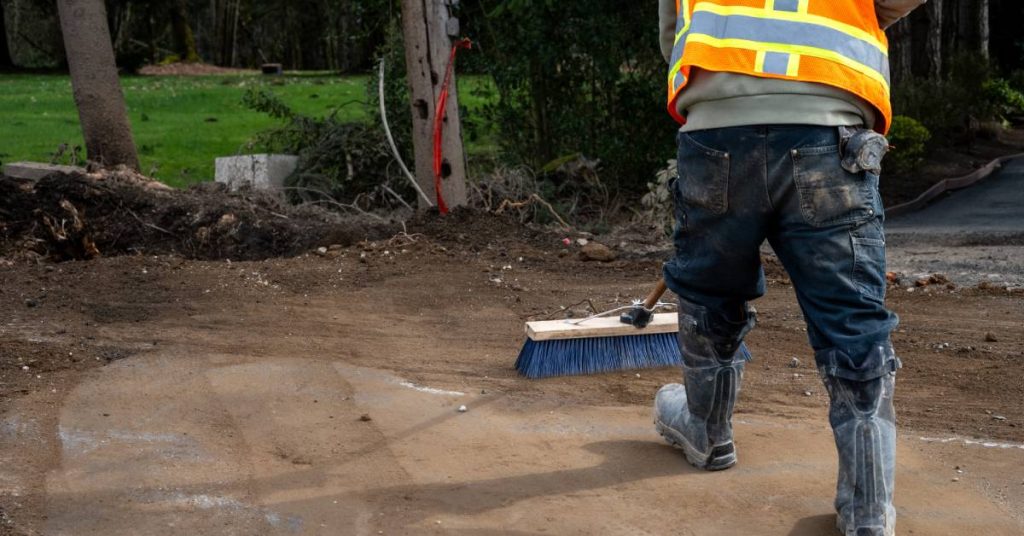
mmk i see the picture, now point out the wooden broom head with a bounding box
[525,313,678,342]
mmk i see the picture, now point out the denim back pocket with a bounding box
[791,145,876,227]
[676,132,731,215]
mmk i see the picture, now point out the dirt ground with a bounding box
[0,203,1022,535]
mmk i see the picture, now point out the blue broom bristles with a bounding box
[515,333,683,379]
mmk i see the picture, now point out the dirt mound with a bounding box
[0,169,397,262]
[137,63,255,76]
[407,208,562,251]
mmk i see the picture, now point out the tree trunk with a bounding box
[911,0,942,79]
[400,0,468,211]
[0,1,14,70]
[57,0,140,170]
[170,0,200,62]
[958,0,990,59]
[886,18,913,87]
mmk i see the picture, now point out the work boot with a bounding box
[654,301,754,471]
[821,354,898,536]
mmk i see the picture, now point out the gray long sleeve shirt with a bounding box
[659,0,927,132]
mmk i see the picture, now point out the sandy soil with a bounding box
[0,217,1022,535]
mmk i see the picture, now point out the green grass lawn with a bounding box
[0,72,497,188]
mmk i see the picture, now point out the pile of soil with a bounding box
[0,169,397,262]
[137,63,255,76]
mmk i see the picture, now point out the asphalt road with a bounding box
[886,157,1024,287]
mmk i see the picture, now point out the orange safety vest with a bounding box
[667,0,893,134]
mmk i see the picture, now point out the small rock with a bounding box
[929,273,949,285]
[985,332,999,343]
[458,405,468,413]
[481,389,487,395]
[914,278,930,287]
[803,390,813,397]
[315,247,328,257]
[328,244,343,251]
[993,415,1007,421]
[359,414,372,422]
[952,477,960,482]
[579,242,617,262]
[24,298,38,308]
[635,373,641,379]
[576,238,590,247]
[789,357,800,368]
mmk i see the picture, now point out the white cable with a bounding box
[378,59,433,207]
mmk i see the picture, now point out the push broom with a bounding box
[515,279,682,378]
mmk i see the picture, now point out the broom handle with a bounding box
[643,278,669,310]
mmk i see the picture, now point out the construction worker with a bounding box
[653,2,925,535]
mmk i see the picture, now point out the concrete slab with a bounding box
[214,154,298,192]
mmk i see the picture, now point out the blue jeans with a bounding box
[663,125,899,381]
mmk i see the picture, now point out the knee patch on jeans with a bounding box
[678,300,756,365]
[816,342,902,382]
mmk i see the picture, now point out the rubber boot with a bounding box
[821,353,898,536]
[654,301,754,471]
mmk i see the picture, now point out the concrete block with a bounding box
[2,162,85,181]
[262,63,284,75]
[214,154,298,192]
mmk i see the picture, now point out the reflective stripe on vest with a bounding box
[667,0,892,133]
[666,0,691,99]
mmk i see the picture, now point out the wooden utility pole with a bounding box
[400,0,468,211]
[57,0,140,170]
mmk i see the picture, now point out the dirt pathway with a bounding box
[1,227,1022,535]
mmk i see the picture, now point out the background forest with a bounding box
[2,0,1024,222]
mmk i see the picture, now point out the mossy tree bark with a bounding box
[0,2,14,70]
[57,0,140,170]
[170,0,200,63]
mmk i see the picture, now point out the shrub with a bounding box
[886,115,931,174]
[892,53,1020,140]
[981,78,1024,119]
[243,88,410,210]
[637,159,676,236]
[473,0,675,195]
